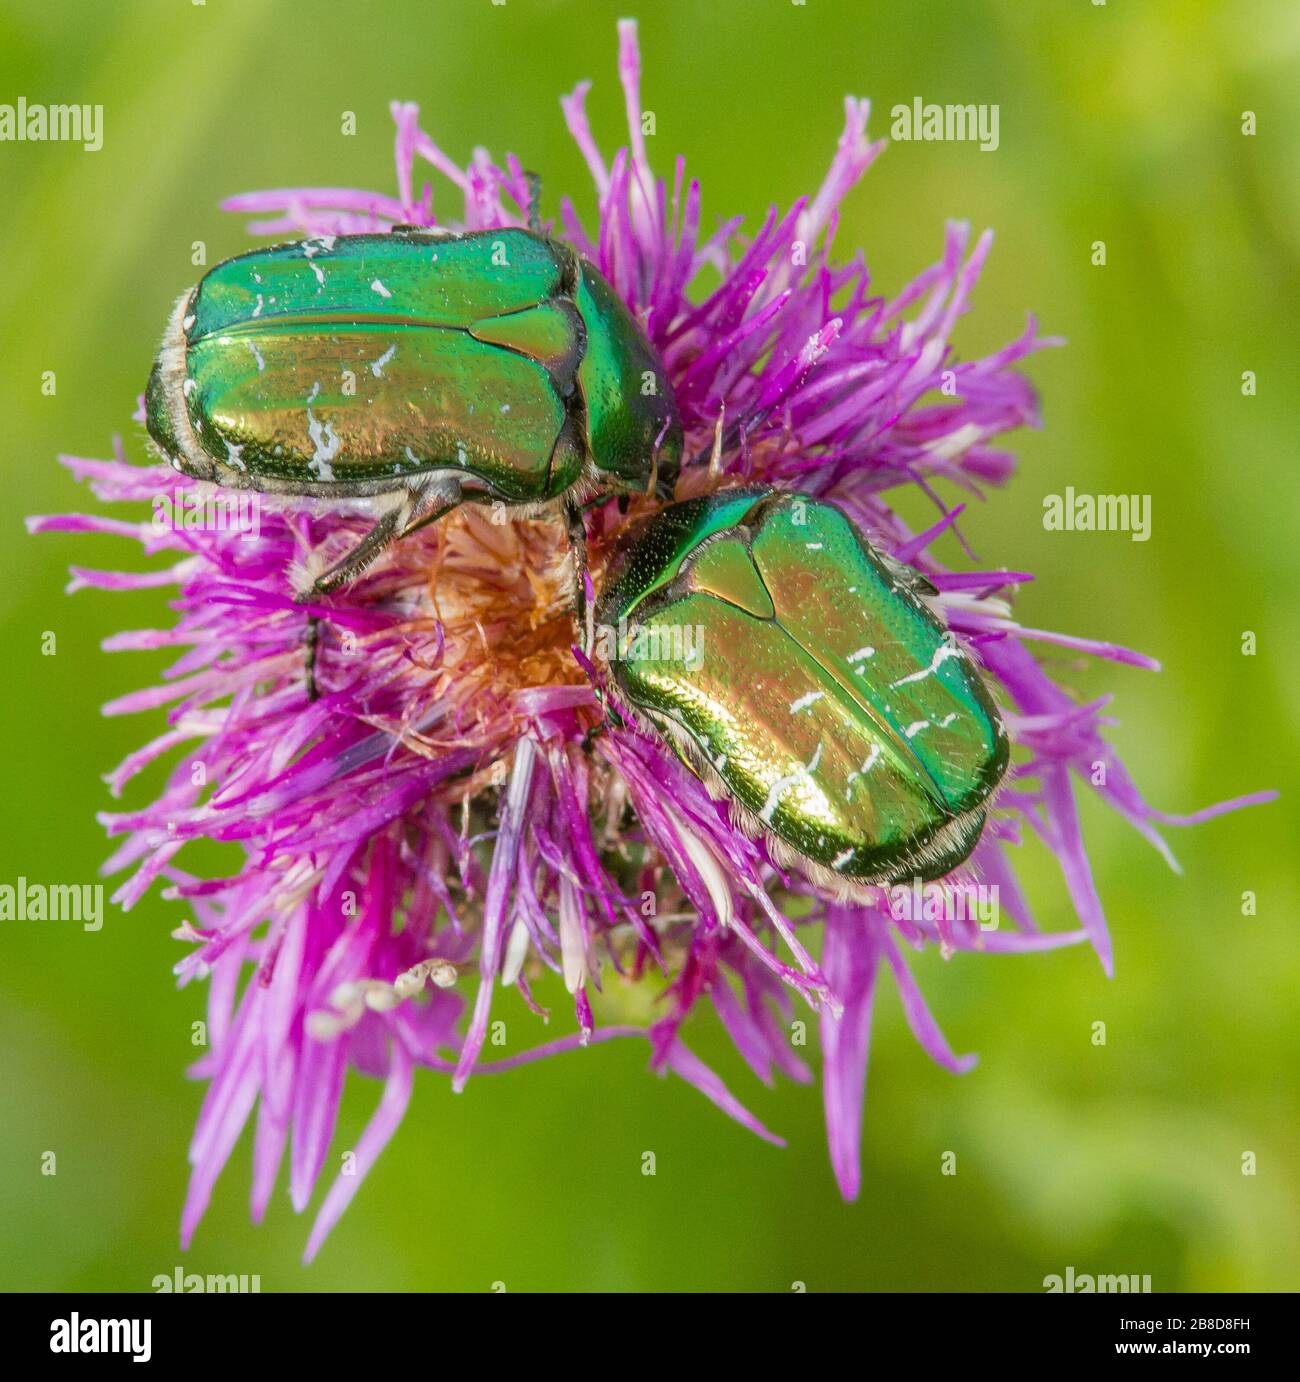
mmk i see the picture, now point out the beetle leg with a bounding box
[564,498,593,655]
[582,684,630,751]
[294,481,461,603]
[582,689,627,751]
[295,502,407,602]
[304,615,321,703]
[394,485,463,542]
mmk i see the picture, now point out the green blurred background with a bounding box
[1,0,1296,1292]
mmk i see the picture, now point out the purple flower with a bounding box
[31,21,1274,1260]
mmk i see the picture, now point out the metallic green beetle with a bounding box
[144,222,682,612]
[594,488,1009,888]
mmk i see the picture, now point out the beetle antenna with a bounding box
[681,403,770,472]
[563,499,593,655]
[707,405,725,478]
[649,416,680,502]
[523,170,543,232]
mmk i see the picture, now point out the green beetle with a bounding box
[594,488,1009,888]
[144,220,682,623]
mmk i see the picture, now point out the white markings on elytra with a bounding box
[500,403,511,414]
[759,743,823,826]
[309,261,326,290]
[370,278,391,298]
[805,542,823,550]
[938,712,958,728]
[251,294,264,318]
[247,341,265,372]
[847,645,875,665]
[904,720,930,739]
[404,446,422,468]
[832,847,854,871]
[845,742,881,797]
[182,314,196,332]
[891,637,960,688]
[182,377,197,398]
[789,690,824,714]
[225,441,246,472]
[371,343,396,377]
[305,409,340,481]
[302,236,336,257]
[306,380,321,404]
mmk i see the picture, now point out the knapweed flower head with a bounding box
[32,21,1273,1260]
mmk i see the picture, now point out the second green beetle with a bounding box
[595,489,1009,887]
